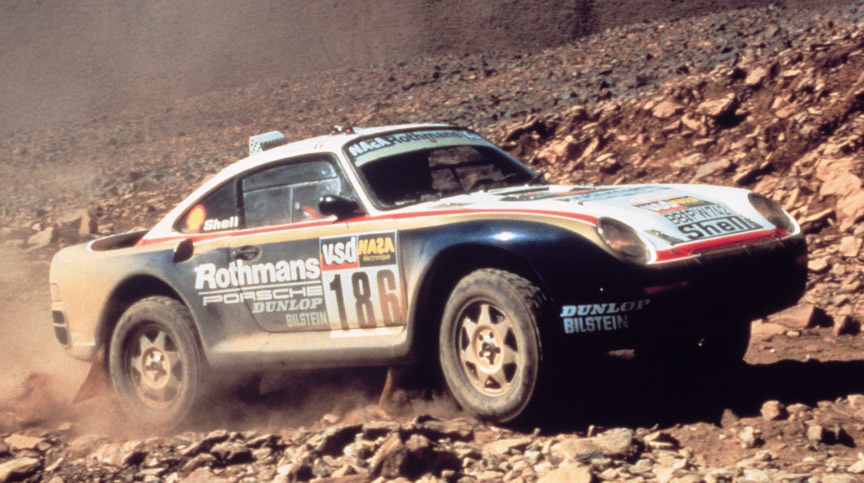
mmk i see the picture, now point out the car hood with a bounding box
[412,183,789,252]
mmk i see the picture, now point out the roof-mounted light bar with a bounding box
[328,125,355,135]
[249,131,287,155]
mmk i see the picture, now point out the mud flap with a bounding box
[73,345,110,403]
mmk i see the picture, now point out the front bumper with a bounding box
[552,235,807,350]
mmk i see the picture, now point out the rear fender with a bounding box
[96,274,196,359]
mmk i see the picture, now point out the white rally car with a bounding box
[50,124,807,426]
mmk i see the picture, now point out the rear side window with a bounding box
[177,181,239,233]
[241,157,352,228]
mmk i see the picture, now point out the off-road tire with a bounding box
[109,296,205,429]
[439,269,546,423]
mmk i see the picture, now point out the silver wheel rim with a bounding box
[455,300,521,396]
[124,323,183,409]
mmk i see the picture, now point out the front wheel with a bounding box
[439,269,546,423]
[109,296,205,429]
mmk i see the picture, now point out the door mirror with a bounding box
[172,238,194,263]
[318,195,361,220]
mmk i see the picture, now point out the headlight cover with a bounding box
[596,217,650,264]
[748,193,796,233]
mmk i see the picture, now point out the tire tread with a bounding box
[439,268,550,423]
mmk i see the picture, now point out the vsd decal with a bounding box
[320,236,359,270]
[320,232,397,270]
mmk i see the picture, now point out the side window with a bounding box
[242,182,293,228]
[177,181,239,233]
[241,157,352,228]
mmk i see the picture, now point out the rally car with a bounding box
[50,124,807,426]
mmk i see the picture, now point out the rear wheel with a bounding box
[439,269,546,423]
[109,296,205,429]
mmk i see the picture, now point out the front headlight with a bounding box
[748,193,796,233]
[596,217,650,264]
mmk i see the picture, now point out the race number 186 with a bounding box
[324,268,403,329]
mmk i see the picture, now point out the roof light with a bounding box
[249,131,287,155]
[328,126,355,135]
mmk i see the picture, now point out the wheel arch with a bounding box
[408,243,549,361]
[97,275,200,366]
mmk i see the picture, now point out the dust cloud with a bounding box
[0,246,456,435]
[186,367,462,433]
[0,249,92,429]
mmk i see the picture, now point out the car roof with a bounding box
[219,123,455,181]
[146,123,456,237]
[241,124,455,172]
[195,123,458,198]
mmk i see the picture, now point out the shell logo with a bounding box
[185,205,206,233]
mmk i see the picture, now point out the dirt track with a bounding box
[3,0,864,481]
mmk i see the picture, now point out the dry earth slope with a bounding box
[0,0,855,135]
[3,1,864,482]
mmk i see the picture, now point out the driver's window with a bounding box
[293,179,340,222]
[241,156,351,228]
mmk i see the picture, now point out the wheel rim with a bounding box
[123,323,184,409]
[455,300,521,396]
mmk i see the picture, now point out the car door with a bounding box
[229,154,406,333]
[171,179,261,346]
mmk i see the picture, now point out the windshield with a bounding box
[347,130,541,208]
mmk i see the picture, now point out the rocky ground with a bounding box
[3,1,864,482]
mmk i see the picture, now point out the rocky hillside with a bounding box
[2,1,864,482]
[0,0,856,135]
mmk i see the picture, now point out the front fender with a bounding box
[397,220,618,349]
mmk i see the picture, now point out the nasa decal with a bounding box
[347,130,486,161]
[320,232,404,330]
